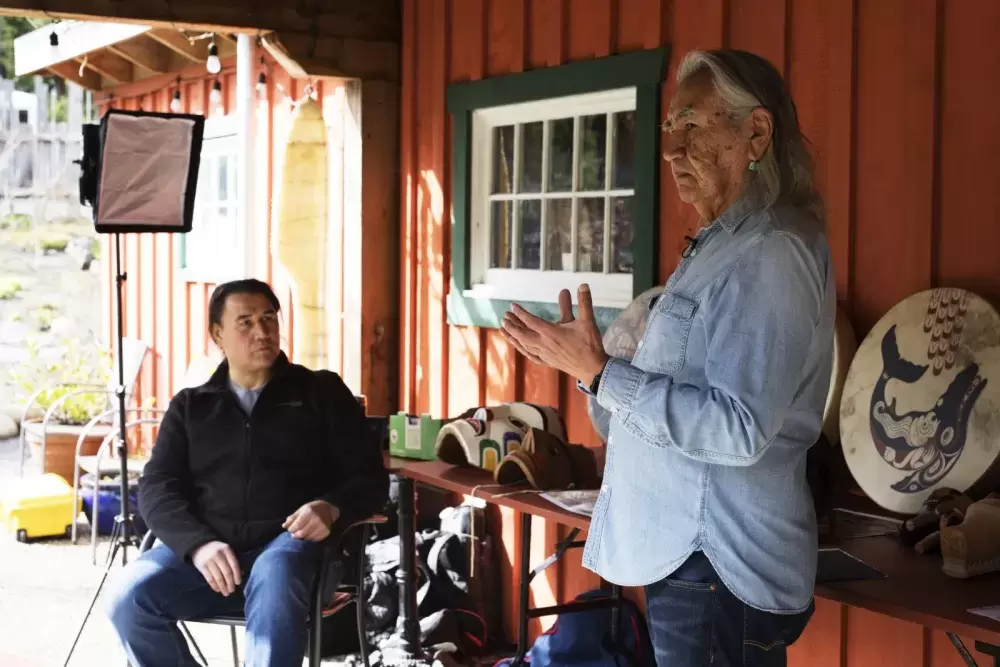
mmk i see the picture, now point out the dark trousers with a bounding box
[644,551,814,666]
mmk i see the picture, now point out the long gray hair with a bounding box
[677,49,825,225]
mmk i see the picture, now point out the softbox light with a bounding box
[87,108,205,234]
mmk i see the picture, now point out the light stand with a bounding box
[63,234,141,666]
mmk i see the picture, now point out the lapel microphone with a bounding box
[681,235,699,258]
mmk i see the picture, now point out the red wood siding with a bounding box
[398,0,1000,662]
[98,58,352,411]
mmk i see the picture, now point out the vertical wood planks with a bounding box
[787,0,856,306]
[937,0,1000,304]
[447,0,488,418]
[851,0,937,333]
[728,0,787,73]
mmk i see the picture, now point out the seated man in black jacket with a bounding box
[105,279,388,667]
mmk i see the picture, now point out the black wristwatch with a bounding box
[588,365,605,395]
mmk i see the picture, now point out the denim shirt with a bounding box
[581,198,835,613]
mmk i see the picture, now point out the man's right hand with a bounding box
[191,541,242,596]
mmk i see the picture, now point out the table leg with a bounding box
[947,632,1000,667]
[511,512,533,667]
[975,640,1000,667]
[392,476,424,660]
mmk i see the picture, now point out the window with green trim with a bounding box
[447,48,668,330]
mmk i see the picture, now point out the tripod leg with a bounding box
[64,539,121,666]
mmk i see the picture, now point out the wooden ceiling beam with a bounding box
[13,20,149,76]
[77,50,133,84]
[0,1,400,39]
[107,35,173,74]
[145,29,206,63]
[262,32,400,83]
[47,61,102,90]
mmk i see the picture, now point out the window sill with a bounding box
[446,289,623,333]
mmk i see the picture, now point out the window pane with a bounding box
[613,111,636,190]
[576,198,605,273]
[548,118,573,192]
[198,157,212,203]
[519,200,541,270]
[218,158,229,201]
[579,114,607,191]
[490,200,513,268]
[492,125,515,194]
[546,199,572,271]
[611,196,634,274]
[520,122,543,193]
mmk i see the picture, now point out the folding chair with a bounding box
[138,515,386,667]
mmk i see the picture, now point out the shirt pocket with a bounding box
[638,291,699,375]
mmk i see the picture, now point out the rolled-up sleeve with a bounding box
[594,230,826,466]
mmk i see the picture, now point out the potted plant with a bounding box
[11,337,115,484]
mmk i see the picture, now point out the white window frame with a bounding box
[180,115,245,282]
[466,87,637,309]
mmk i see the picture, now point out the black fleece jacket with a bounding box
[138,353,388,560]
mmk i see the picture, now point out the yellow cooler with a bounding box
[0,473,79,542]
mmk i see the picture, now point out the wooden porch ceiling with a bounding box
[13,21,237,91]
[3,0,401,87]
[0,1,401,40]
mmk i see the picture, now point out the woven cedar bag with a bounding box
[494,427,601,491]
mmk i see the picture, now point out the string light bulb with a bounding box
[206,38,221,74]
[169,89,182,113]
[49,31,59,47]
[256,71,267,98]
[210,79,222,104]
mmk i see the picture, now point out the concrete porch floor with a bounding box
[0,436,362,666]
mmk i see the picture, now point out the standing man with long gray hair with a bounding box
[501,49,834,666]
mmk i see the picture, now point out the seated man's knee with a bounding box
[103,553,170,633]
[245,536,320,612]
[104,563,149,633]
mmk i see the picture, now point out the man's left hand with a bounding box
[501,284,609,385]
[283,500,340,541]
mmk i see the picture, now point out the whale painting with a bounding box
[869,324,986,494]
[840,288,1000,514]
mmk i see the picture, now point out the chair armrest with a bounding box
[325,514,387,554]
[343,514,389,532]
[318,514,387,573]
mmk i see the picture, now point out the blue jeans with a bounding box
[105,531,322,667]
[645,551,813,666]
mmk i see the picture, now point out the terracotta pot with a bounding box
[23,419,115,485]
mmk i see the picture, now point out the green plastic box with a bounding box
[388,412,444,461]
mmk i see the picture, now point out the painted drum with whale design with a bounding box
[840,288,1000,515]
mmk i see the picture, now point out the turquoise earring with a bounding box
[748,160,759,172]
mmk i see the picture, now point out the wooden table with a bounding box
[385,456,620,665]
[386,455,1000,667]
